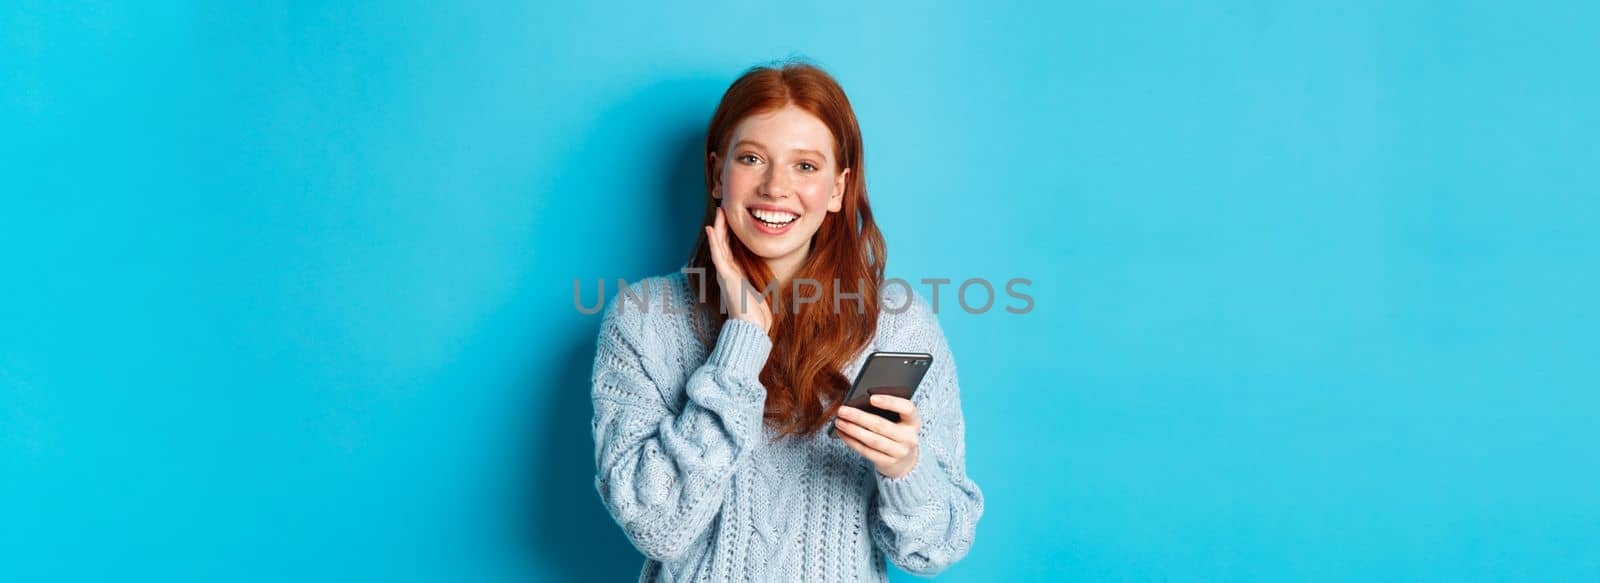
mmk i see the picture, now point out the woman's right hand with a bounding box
[705,207,774,333]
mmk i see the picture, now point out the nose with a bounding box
[759,166,791,198]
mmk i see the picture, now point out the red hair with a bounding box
[687,60,887,439]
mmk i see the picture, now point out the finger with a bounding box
[707,219,733,276]
[838,431,895,467]
[838,405,910,442]
[834,418,909,459]
[712,226,752,298]
[711,210,735,272]
[707,232,728,281]
[704,229,723,265]
[712,211,727,249]
[869,394,921,428]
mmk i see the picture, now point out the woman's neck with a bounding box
[764,245,809,289]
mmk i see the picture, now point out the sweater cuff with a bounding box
[707,318,772,378]
[876,449,945,514]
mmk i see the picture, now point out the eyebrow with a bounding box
[732,139,827,161]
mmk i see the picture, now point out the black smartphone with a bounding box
[828,351,934,438]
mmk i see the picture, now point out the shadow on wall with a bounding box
[514,75,722,581]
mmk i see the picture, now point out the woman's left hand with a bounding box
[835,394,920,479]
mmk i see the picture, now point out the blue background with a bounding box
[4,1,1597,581]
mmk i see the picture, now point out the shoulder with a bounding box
[876,283,952,358]
[612,271,690,305]
[597,271,695,346]
[602,270,694,313]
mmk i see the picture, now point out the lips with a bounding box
[749,207,799,226]
[747,207,800,234]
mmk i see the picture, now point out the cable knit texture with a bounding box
[590,271,984,581]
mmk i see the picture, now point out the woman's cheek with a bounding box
[798,194,826,231]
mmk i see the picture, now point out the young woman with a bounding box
[590,61,984,582]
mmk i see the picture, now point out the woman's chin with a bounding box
[732,230,799,256]
[746,245,801,261]
[735,238,806,263]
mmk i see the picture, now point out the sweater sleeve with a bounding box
[590,291,772,563]
[868,300,985,577]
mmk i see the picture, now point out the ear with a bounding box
[828,167,849,213]
[708,152,722,199]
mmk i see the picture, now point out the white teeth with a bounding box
[751,208,798,225]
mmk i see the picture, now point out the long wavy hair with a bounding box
[687,60,887,439]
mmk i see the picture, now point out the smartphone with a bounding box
[828,351,934,438]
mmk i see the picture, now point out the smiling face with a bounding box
[710,104,850,283]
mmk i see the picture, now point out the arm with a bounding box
[590,293,771,563]
[869,309,985,577]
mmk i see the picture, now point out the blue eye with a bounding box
[799,162,817,172]
[738,154,760,164]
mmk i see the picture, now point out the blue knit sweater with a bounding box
[590,271,984,581]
